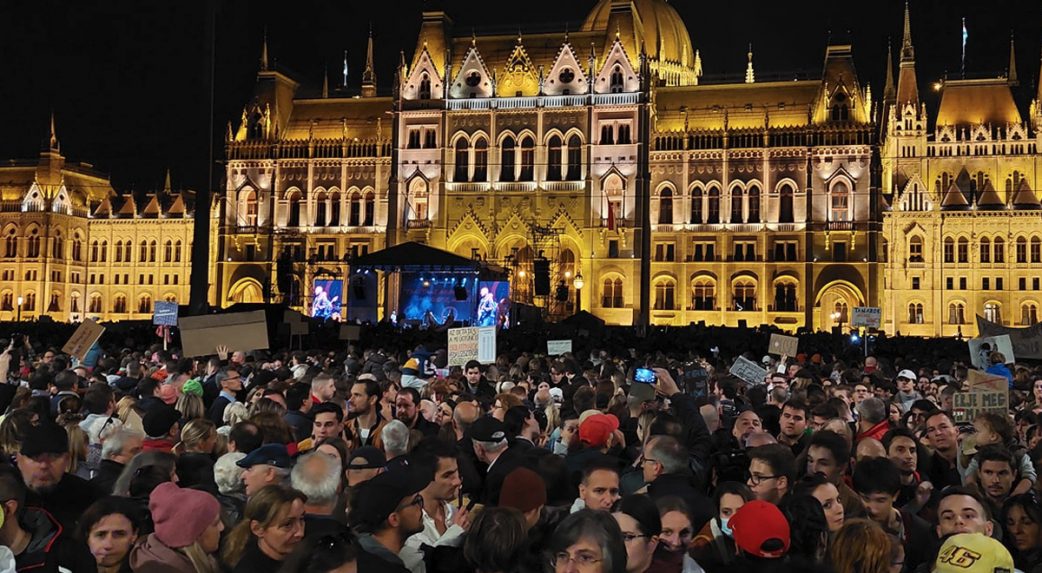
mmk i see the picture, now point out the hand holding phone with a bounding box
[634,368,656,384]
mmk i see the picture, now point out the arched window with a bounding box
[519,136,535,181]
[957,238,969,263]
[70,292,79,314]
[174,240,182,263]
[287,191,302,227]
[984,302,1001,324]
[730,186,744,223]
[348,193,361,226]
[100,241,108,262]
[26,230,40,258]
[164,240,173,263]
[138,240,147,263]
[419,73,432,99]
[454,139,470,182]
[1022,303,1039,325]
[115,240,124,263]
[89,294,102,314]
[1032,237,1041,263]
[363,192,375,226]
[732,280,756,311]
[149,240,157,262]
[830,181,850,222]
[5,230,17,258]
[779,184,794,223]
[1017,237,1028,263]
[473,138,488,182]
[48,293,60,312]
[90,240,98,262]
[604,175,624,227]
[314,191,328,227]
[500,136,516,182]
[409,178,429,222]
[943,237,955,263]
[240,189,258,226]
[654,279,676,310]
[980,237,991,263]
[692,279,715,310]
[774,282,797,312]
[138,295,152,314]
[330,192,341,226]
[602,277,624,308]
[908,303,924,324]
[908,236,924,263]
[658,188,673,225]
[0,293,10,311]
[113,295,127,314]
[51,232,63,260]
[610,66,624,93]
[546,135,562,181]
[706,186,720,224]
[747,185,760,224]
[72,235,82,262]
[948,303,966,325]
[994,237,1005,263]
[830,92,849,122]
[566,135,582,181]
[23,293,35,312]
[691,188,703,224]
[834,301,849,323]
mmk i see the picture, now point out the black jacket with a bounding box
[208,395,233,427]
[15,507,98,573]
[482,447,527,506]
[25,473,99,534]
[647,473,716,531]
[232,540,282,573]
[91,459,124,495]
[283,409,312,442]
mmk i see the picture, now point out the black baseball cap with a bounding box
[347,446,386,470]
[20,422,68,457]
[469,416,507,442]
[236,443,294,469]
[349,460,431,532]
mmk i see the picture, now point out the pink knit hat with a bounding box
[149,482,220,548]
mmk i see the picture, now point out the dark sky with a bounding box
[0,0,1038,194]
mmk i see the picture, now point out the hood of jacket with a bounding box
[129,533,196,573]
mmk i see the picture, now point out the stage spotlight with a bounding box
[423,279,431,287]
[849,332,860,343]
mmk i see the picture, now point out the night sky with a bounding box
[1,0,1039,195]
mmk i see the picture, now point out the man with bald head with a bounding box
[452,401,485,498]
[731,410,763,445]
[856,438,887,461]
[744,431,777,449]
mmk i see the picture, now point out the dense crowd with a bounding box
[0,325,1039,573]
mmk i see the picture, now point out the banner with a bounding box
[851,307,882,329]
[976,315,1042,360]
[768,334,798,357]
[729,356,767,387]
[448,326,496,366]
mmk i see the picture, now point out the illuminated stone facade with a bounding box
[0,122,219,322]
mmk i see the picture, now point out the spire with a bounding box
[895,2,919,108]
[900,1,914,62]
[260,27,269,71]
[163,169,172,194]
[48,111,59,151]
[1008,31,1018,85]
[322,66,329,98]
[745,43,755,84]
[361,25,377,97]
[883,40,895,102]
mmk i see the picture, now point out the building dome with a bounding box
[581,0,696,79]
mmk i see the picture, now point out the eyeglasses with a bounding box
[621,533,649,543]
[396,494,423,511]
[748,473,781,486]
[640,456,660,466]
[551,551,602,569]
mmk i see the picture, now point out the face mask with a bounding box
[719,516,732,537]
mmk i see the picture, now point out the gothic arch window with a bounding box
[137,240,147,263]
[692,279,715,310]
[23,292,35,312]
[566,134,582,181]
[830,180,850,222]
[908,302,924,324]
[138,295,152,314]
[691,187,703,224]
[980,237,991,263]
[473,138,488,182]
[4,229,16,258]
[70,292,79,313]
[547,135,563,181]
[0,293,11,311]
[348,192,361,226]
[174,240,182,263]
[1031,237,1041,263]
[779,183,795,223]
[984,302,1001,324]
[732,279,756,311]
[26,229,40,259]
[610,66,624,93]
[519,136,535,181]
[658,188,674,225]
[774,281,798,312]
[908,236,924,263]
[830,92,849,121]
[71,234,82,262]
[330,191,341,226]
[706,186,720,224]
[286,190,302,227]
[419,73,432,99]
[89,293,102,314]
[500,136,516,182]
[654,278,676,310]
[51,231,63,260]
[1017,237,1028,263]
[747,185,760,224]
[149,240,157,263]
[1022,303,1039,325]
[957,237,969,263]
[48,292,60,312]
[363,192,375,226]
[730,186,744,223]
[115,240,124,263]
[409,177,429,221]
[164,240,173,263]
[240,188,258,226]
[314,191,328,226]
[100,241,108,262]
[454,138,470,182]
[948,302,966,325]
[602,276,624,308]
[112,295,127,314]
[604,174,624,226]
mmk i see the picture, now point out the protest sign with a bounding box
[851,307,882,329]
[968,335,1015,369]
[768,333,798,357]
[730,356,767,386]
[152,302,179,326]
[547,340,573,356]
[283,309,309,336]
[178,310,269,357]
[339,324,361,341]
[448,326,496,366]
[62,319,105,361]
[953,370,1010,423]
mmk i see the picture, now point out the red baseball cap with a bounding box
[729,500,790,559]
[578,413,619,447]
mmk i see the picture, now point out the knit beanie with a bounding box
[149,482,220,548]
[499,467,547,513]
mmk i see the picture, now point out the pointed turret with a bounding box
[882,41,895,103]
[361,26,377,98]
[48,111,59,152]
[1033,46,1042,129]
[1008,32,1018,85]
[162,169,172,195]
[260,28,269,71]
[896,1,919,107]
[745,44,755,84]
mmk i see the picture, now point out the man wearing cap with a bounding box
[208,367,242,427]
[350,464,429,573]
[934,533,1015,573]
[141,403,181,453]
[17,422,99,534]
[729,499,791,566]
[471,416,524,506]
[566,412,622,489]
[238,443,293,497]
[894,369,922,412]
[347,446,386,487]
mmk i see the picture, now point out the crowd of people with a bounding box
[0,324,1039,573]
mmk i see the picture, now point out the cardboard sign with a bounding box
[448,326,497,366]
[968,335,1015,369]
[768,334,798,357]
[283,310,309,336]
[339,324,361,341]
[178,310,269,357]
[851,306,882,329]
[729,356,768,386]
[547,340,573,356]
[976,315,1042,360]
[62,319,105,361]
[152,302,179,326]
[954,370,1010,423]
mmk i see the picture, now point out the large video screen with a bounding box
[400,273,474,326]
[311,279,343,320]
[477,281,511,328]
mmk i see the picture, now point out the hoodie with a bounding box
[128,534,197,573]
[16,507,97,573]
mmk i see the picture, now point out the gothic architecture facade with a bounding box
[0,121,218,323]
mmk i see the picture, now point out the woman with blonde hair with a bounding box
[130,482,224,573]
[830,519,892,573]
[175,393,205,422]
[175,419,219,492]
[221,484,306,572]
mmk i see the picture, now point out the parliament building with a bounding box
[3,0,1041,337]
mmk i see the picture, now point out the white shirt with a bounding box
[400,501,465,573]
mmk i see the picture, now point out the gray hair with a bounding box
[646,435,687,474]
[291,452,341,507]
[214,452,247,495]
[101,427,145,460]
[381,420,410,457]
[550,510,627,573]
[857,397,887,425]
[473,438,508,454]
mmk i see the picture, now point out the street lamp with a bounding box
[16,296,23,322]
[573,273,584,314]
[831,310,844,332]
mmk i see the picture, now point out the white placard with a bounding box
[547,340,573,356]
[729,356,768,386]
[851,306,882,329]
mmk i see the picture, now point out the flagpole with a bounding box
[961,18,967,79]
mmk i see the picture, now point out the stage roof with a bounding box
[351,241,506,275]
